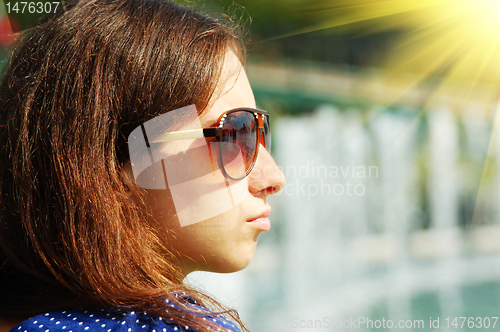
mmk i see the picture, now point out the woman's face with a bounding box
[130,50,286,276]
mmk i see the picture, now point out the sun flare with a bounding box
[285,0,500,92]
[287,0,500,236]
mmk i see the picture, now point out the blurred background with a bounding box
[3,0,500,330]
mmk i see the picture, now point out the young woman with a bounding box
[0,0,285,331]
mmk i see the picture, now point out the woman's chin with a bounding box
[199,248,257,274]
[214,259,252,273]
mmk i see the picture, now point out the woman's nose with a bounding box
[247,146,286,197]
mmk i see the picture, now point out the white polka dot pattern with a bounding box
[11,296,241,332]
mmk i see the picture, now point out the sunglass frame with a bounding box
[202,108,270,180]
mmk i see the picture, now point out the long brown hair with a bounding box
[0,0,248,330]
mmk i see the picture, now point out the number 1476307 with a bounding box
[6,2,60,14]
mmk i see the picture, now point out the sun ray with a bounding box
[268,0,500,87]
[286,0,500,240]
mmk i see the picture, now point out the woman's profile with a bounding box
[0,0,285,331]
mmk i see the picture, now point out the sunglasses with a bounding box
[148,107,271,181]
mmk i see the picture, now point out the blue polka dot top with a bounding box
[10,296,242,332]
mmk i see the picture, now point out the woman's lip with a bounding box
[247,217,271,231]
[246,208,272,231]
[247,208,271,223]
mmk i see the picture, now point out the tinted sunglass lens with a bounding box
[220,111,258,179]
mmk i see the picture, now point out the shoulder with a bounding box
[11,302,241,332]
[11,309,174,332]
